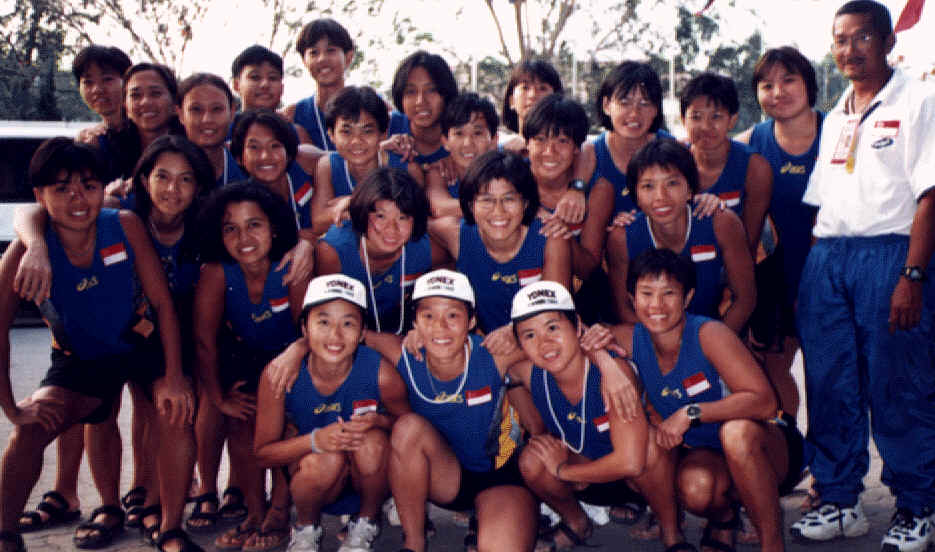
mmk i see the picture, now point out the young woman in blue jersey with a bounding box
[254,274,410,552]
[508,281,692,552]
[609,249,803,552]
[229,109,317,287]
[429,150,572,342]
[734,47,823,420]
[317,167,444,336]
[193,182,309,551]
[231,46,285,113]
[425,92,500,218]
[0,138,198,552]
[282,18,355,151]
[501,58,563,153]
[679,74,772,255]
[605,139,755,334]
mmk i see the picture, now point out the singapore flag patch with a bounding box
[593,414,610,433]
[518,268,542,287]
[100,243,128,266]
[683,372,712,397]
[353,399,378,416]
[294,181,314,206]
[465,386,492,406]
[690,245,716,262]
[270,297,289,313]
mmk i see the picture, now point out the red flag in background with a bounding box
[695,0,715,16]
[895,0,925,32]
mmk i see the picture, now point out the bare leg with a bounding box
[517,447,590,549]
[763,336,800,417]
[128,382,156,495]
[677,449,737,552]
[215,415,264,549]
[53,424,83,510]
[474,485,537,552]
[628,432,684,548]
[153,393,197,552]
[349,428,391,520]
[190,388,224,529]
[290,452,349,525]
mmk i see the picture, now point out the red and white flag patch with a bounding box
[403,272,422,287]
[518,268,542,287]
[593,414,610,433]
[568,222,583,237]
[465,386,492,407]
[270,297,289,313]
[873,120,900,138]
[718,191,741,208]
[352,399,378,416]
[690,245,716,262]
[683,372,712,397]
[100,243,128,266]
[294,181,313,206]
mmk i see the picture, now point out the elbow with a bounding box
[758,394,778,420]
[253,446,277,468]
[614,455,646,480]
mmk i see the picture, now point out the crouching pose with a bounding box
[0,138,197,552]
[255,274,409,552]
[509,281,691,552]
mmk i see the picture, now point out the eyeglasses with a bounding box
[832,31,874,52]
[614,97,655,111]
[474,194,523,212]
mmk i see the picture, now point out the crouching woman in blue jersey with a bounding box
[0,138,197,552]
[254,275,410,551]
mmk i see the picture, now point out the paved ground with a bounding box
[3,326,896,551]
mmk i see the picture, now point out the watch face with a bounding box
[905,267,925,281]
[686,404,701,419]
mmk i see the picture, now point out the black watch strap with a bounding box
[902,265,926,282]
[568,178,587,192]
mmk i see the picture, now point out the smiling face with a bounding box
[179,84,232,149]
[630,273,693,335]
[233,61,284,111]
[510,76,555,128]
[634,164,692,225]
[755,63,811,121]
[603,86,658,140]
[401,66,445,130]
[414,296,472,359]
[471,178,527,242]
[303,299,364,365]
[329,111,383,167]
[35,169,104,233]
[78,62,124,124]
[125,69,175,134]
[515,311,579,375]
[526,130,577,183]
[365,199,414,257]
[682,97,737,150]
[221,200,273,266]
[831,13,893,84]
[303,37,352,87]
[442,112,496,172]
[144,151,197,219]
[239,122,289,185]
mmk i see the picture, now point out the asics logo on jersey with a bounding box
[251,310,272,323]
[432,391,464,403]
[76,276,99,292]
[661,386,683,399]
[780,162,807,175]
[491,272,518,284]
[313,402,341,415]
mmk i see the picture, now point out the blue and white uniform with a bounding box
[703,140,752,215]
[456,219,547,333]
[218,147,248,189]
[222,262,298,353]
[327,152,358,198]
[294,95,336,151]
[286,160,315,230]
[588,130,674,216]
[321,222,432,334]
[625,207,723,319]
[387,111,449,168]
[633,314,727,449]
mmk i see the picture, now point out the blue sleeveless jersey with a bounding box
[294,95,335,151]
[589,130,674,216]
[703,140,751,215]
[456,219,547,333]
[328,152,361,198]
[448,179,460,199]
[151,232,199,299]
[217,147,248,189]
[284,346,382,434]
[47,209,138,359]
[748,115,823,306]
[396,334,511,472]
[387,111,449,168]
[222,262,297,352]
[530,362,613,460]
[321,222,432,335]
[633,314,726,449]
[287,160,314,230]
[625,207,723,319]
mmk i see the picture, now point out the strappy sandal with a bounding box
[609,501,645,526]
[157,528,205,552]
[0,531,25,552]
[463,514,477,552]
[121,487,146,528]
[699,505,741,552]
[218,487,248,524]
[73,504,125,549]
[540,519,595,551]
[17,490,80,533]
[215,522,258,551]
[138,504,162,545]
[185,492,219,532]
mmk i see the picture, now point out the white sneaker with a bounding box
[881,509,934,552]
[790,502,870,541]
[383,498,401,526]
[287,524,323,551]
[337,517,380,552]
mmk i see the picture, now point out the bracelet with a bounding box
[555,460,568,480]
[309,428,322,453]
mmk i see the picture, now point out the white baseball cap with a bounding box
[510,281,575,320]
[412,269,475,307]
[303,274,367,311]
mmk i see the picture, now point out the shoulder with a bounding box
[711,207,745,237]
[734,126,755,145]
[696,316,741,353]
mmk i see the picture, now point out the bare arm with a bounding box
[12,204,51,303]
[605,227,637,324]
[890,189,935,331]
[542,234,572,291]
[310,154,336,237]
[741,153,773,254]
[572,179,614,279]
[194,263,227,406]
[313,240,342,277]
[713,209,756,334]
[425,167,463,219]
[427,216,461,261]
[0,241,25,418]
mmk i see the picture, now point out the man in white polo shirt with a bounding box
[790,1,935,551]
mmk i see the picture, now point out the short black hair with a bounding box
[348,167,429,241]
[626,138,698,199]
[72,45,132,84]
[441,92,498,136]
[296,18,354,56]
[502,59,563,132]
[521,93,588,147]
[596,60,664,132]
[131,134,215,221]
[836,0,892,37]
[124,63,180,105]
[752,47,818,108]
[626,248,696,296]
[324,85,389,134]
[231,45,284,79]
[679,72,739,117]
[230,109,299,164]
[29,137,103,188]
[178,72,235,109]
[512,309,577,341]
[391,50,458,114]
[198,180,298,264]
[459,150,539,226]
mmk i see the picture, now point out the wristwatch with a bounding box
[902,266,926,282]
[686,403,702,427]
[568,178,587,193]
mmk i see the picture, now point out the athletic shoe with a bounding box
[383,499,401,526]
[338,517,380,552]
[287,524,322,551]
[881,508,934,552]
[790,502,870,541]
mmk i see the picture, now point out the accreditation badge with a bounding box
[830,117,860,168]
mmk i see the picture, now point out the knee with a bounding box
[351,429,389,475]
[292,451,346,491]
[677,465,717,513]
[8,424,53,453]
[517,447,546,482]
[389,413,429,454]
[719,420,763,460]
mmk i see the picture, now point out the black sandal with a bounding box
[218,487,247,523]
[17,490,80,533]
[121,487,146,528]
[463,514,477,552]
[73,504,125,550]
[0,531,25,552]
[185,492,219,532]
[700,505,741,552]
[157,528,204,552]
[541,519,596,551]
[138,504,162,545]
